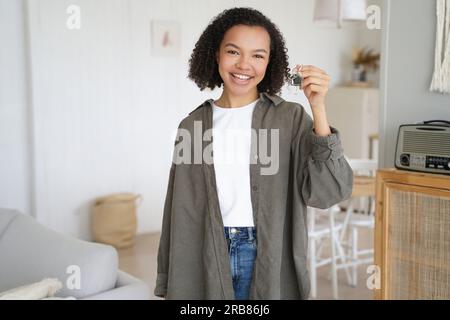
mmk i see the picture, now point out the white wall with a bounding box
[379,0,450,167]
[0,0,32,216]
[1,0,377,239]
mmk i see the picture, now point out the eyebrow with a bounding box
[224,43,269,54]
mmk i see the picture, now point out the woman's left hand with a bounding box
[296,64,331,110]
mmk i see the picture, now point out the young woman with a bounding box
[154,7,353,300]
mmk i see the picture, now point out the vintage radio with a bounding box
[395,120,450,175]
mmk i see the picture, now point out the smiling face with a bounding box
[216,25,271,100]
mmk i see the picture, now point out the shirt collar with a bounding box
[203,92,284,109]
[259,92,284,106]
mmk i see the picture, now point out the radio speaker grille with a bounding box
[403,131,450,155]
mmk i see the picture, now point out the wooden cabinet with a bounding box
[325,87,379,159]
[375,169,450,299]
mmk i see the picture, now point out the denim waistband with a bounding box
[224,227,256,241]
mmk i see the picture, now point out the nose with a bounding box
[235,54,251,70]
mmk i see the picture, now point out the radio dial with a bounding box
[400,154,410,166]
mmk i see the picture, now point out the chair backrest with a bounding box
[307,205,341,234]
[346,158,378,177]
[346,158,378,214]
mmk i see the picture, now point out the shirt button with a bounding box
[252,185,258,192]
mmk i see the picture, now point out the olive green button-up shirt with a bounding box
[154,92,353,300]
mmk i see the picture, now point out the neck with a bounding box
[215,88,259,108]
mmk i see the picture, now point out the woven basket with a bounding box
[92,193,141,249]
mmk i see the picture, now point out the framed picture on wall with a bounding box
[151,20,181,57]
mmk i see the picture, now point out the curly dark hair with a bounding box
[188,7,290,96]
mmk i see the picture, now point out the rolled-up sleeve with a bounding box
[293,107,353,209]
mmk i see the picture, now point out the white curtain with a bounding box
[430,0,450,94]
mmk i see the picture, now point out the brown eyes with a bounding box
[226,50,264,59]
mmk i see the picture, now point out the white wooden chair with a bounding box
[338,159,378,286]
[307,205,352,299]
[308,159,378,298]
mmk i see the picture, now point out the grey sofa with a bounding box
[0,208,149,299]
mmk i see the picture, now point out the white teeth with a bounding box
[232,73,251,80]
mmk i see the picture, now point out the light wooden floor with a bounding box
[118,226,374,300]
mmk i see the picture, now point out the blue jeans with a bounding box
[224,226,257,300]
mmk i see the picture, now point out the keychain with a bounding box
[286,64,303,96]
[288,65,302,89]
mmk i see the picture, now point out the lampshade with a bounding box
[313,0,367,27]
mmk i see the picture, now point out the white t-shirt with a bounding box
[212,99,259,227]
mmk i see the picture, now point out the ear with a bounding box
[215,51,219,64]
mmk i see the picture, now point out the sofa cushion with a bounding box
[0,209,118,299]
